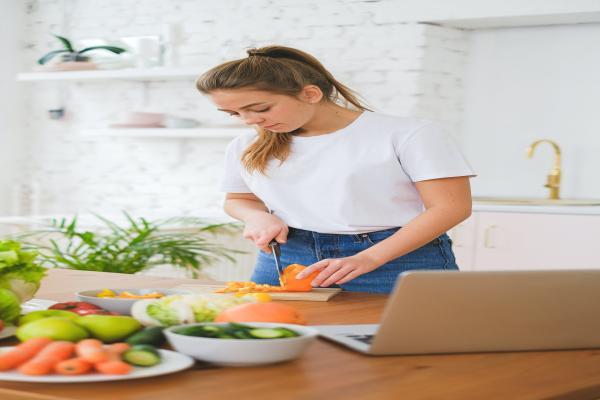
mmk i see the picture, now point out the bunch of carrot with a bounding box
[0,337,133,375]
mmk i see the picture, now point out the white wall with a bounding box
[0,1,26,214]
[461,23,600,199]
[15,0,467,217]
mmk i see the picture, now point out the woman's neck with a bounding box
[294,103,364,137]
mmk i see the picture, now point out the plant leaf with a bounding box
[78,46,126,55]
[52,34,74,52]
[37,49,70,65]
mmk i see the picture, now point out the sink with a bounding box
[472,197,600,206]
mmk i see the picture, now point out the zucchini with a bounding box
[126,326,166,346]
[123,345,162,367]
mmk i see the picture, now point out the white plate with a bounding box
[20,298,58,314]
[0,326,17,340]
[0,298,58,340]
[0,349,195,382]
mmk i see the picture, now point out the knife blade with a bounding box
[268,239,284,286]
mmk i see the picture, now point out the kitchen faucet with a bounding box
[526,139,562,200]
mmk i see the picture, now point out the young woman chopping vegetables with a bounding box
[196,45,475,294]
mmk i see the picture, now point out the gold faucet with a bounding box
[526,139,562,200]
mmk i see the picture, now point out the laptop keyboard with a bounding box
[346,334,374,344]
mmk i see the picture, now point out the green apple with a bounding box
[18,310,79,326]
[16,317,89,342]
[75,315,142,343]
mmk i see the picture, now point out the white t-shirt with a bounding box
[219,112,475,234]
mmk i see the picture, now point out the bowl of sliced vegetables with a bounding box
[76,288,192,315]
[164,322,318,366]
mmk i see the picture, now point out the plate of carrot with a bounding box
[0,338,194,382]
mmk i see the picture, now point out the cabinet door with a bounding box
[447,213,478,270]
[473,212,600,270]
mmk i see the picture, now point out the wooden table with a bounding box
[2,269,600,400]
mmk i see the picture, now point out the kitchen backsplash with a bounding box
[14,0,467,217]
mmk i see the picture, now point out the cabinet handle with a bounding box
[484,225,498,248]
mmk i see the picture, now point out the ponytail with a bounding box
[196,45,370,174]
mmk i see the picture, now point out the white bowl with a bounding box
[164,322,318,366]
[76,288,192,315]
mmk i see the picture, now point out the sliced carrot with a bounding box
[75,338,111,364]
[0,337,53,371]
[95,359,133,375]
[106,342,130,356]
[18,341,75,375]
[54,357,93,375]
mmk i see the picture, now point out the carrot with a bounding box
[54,357,93,375]
[18,341,75,375]
[75,338,111,364]
[94,359,133,375]
[106,342,130,356]
[0,337,53,371]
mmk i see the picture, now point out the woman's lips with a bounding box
[263,123,280,129]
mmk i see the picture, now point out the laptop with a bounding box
[313,269,600,355]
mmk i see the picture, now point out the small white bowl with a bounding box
[76,288,192,315]
[164,322,318,367]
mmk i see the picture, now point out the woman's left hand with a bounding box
[296,253,381,287]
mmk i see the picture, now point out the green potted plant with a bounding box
[14,213,244,278]
[37,34,126,65]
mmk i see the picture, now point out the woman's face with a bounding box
[208,87,318,133]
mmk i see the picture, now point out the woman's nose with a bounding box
[241,115,263,125]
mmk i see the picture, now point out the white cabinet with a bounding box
[448,211,600,270]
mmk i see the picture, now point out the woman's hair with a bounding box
[196,45,370,174]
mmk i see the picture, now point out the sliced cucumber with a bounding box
[123,345,162,367]
[248,328,290,339]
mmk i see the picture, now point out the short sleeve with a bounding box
[397,122,476,182]
[219,137,252,193]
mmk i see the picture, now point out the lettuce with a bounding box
[0,288,21,324]
[0,240,46,304]
[132,294,259,327]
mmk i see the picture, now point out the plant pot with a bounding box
[61,53,90,62]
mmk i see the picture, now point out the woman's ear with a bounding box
[300,85,324,104]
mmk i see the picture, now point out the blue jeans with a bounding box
[251,227,458,294]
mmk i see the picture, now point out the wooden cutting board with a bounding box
[174,284,342,302]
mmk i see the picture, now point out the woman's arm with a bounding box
[297,176,472,287]
[224,193,289,252]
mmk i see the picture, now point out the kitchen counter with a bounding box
[2,269,600,399]
[473,203,600,215]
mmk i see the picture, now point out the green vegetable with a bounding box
[0,240,46,311]
[126,327,166,346]
[172,323,300,340]
[122,345,161,367]
[146,303,181,327]
[0,288,21,325]
[131,294,257,327]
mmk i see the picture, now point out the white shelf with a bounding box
[82,127,248,139]
[16,67,204,82]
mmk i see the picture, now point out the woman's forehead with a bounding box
[209,89,286,108]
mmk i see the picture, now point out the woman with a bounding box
[196,45,475,294]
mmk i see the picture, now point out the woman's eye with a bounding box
[254,108,270,113]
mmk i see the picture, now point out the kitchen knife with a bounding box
[268,239,284,285]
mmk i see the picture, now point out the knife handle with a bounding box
[268,240,281,256]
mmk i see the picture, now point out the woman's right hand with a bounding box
[243,212,289,253]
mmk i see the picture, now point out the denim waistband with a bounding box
[287,226,449,245]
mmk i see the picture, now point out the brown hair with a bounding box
[196,45,370,174]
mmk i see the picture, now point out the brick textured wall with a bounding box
[16,0,469,217]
